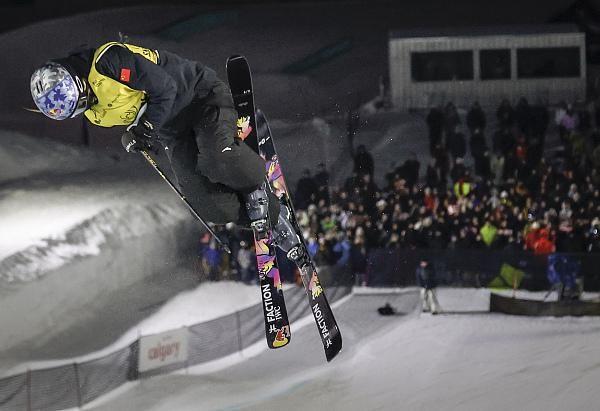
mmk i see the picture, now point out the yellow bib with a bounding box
[84,42,159,127]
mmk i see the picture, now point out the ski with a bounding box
[256,109,342,362]
[226,54,341,361]
[227,55,291,349]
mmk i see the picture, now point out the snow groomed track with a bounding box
[87,288,600,411]
[87,289,421,411]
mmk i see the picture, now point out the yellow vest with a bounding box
[84,42,159,127]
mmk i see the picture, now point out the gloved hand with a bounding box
[121,119,157,153]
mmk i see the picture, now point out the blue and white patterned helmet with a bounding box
[30,62,90,120]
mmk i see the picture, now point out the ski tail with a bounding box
[256,237,290,349]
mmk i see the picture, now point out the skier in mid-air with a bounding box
[30,41,303,258]
[30,41,343,360]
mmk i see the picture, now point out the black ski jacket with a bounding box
[67,45,222,131]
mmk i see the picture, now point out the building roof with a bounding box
[390,24,581,40]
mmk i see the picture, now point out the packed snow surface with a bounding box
[0,130,201,371]
[2,282,262,377]
[89,288,600,411]
[0,132,168,264]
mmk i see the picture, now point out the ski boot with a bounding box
[244,184,310,269]
[272,205,311,271]
[244,182,273,239]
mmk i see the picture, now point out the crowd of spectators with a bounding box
[197,97,600,283]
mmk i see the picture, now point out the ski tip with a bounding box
[268,337,291,349]
[226,54,244,63]
[325,332,342,362]
[267,325,291,349]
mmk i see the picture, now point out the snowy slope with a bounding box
[0,131,110,184]
[0,131,201,371]
[2,282,262,378]
[0,131,186,276]
[88,288,600,411]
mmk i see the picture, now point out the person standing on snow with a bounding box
[415,259,442,314]
[30,41,307,265]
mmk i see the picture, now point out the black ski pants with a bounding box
[159,79,266,224]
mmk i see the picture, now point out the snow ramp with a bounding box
[88,288,421,411]
[0,201,197,369]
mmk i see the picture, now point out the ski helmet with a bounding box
[30,61,91,120]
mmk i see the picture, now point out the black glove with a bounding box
[121,119,157,153]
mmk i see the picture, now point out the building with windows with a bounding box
[389,25,586,108]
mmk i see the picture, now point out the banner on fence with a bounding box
[139,327,189,372]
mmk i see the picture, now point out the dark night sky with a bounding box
[1,0,596,33]
[1,0,596,146]
[0,0,389,33]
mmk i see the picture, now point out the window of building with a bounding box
[517,47,581,78]
[480,49,511,80]
[411,51,474,82]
